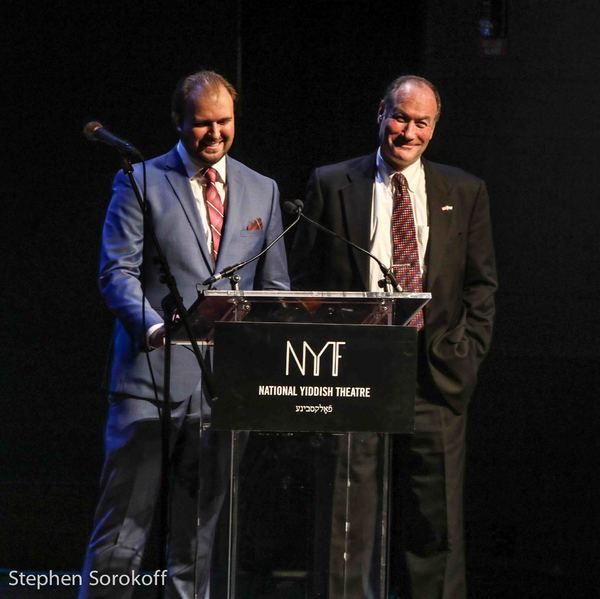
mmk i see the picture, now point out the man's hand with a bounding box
[148,325,166,349]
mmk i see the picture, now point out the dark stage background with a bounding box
[2,1,599,597]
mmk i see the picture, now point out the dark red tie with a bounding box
[202,167,224,262]
[392,172,424,329]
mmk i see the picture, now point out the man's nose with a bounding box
[208,123,220,138]
[403,121,416,139]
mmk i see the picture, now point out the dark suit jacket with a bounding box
[99,147,290,405]
[290,153,497,413]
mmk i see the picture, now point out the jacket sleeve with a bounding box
[463,180,497,359]
[97,169,163,350]
[253,179,291,291]
[289,167,327,290]
[428,177,498,410]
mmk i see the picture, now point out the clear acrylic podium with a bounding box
[173,290,430,599]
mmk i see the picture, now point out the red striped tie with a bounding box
[391,172,424,329]
[202,167,224,262]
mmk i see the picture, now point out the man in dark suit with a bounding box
[291,75,497,598]
[78,70,289,599]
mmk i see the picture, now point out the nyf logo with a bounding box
[285,340,346,377]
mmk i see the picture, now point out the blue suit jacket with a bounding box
[99,147,290,403]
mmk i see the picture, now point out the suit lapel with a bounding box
[339,154,377,290]
[162,148,213,270]
[423,159,453,291]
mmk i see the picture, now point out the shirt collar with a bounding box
[176,140,227,183]
[376,148,422,192]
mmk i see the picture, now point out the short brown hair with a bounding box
[171,70,238,128]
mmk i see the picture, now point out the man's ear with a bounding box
[377,101,385,123]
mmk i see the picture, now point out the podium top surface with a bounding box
[199,289,431,301]
[171,289,431,343]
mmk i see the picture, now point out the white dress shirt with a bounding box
[368,150,429,292]
[176,140,228,252]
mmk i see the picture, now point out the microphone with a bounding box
[83,121,143,160]
[282,199,304,216]
[202,202,302,287]
[287,199,400,292]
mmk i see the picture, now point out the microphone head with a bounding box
[83,121,103,141]
[293,199,304,210]
[283,200,301,215]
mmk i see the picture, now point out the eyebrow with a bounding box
[193,116,233,124]
[391,110,433,122]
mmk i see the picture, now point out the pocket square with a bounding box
[246,217,263,231]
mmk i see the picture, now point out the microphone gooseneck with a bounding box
[202,203,302,288]
[289,199,400,292]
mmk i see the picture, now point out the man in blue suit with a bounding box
[79,70,289,599]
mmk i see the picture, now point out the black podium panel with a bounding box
[212,321,416,433]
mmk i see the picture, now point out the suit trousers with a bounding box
[391,393,467,599]
[327,433,381,599]
[78,389,229,599]
[322,392,466,599]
